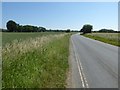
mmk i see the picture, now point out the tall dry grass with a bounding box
[2,33,70,88]
[2,34,66,60]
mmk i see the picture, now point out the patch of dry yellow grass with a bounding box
[2,34,67,60]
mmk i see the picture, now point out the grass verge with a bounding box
[2,34,70,88]
[83,34,120,47]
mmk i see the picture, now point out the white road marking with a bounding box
[78,58,89,88]
[71,38,89,88]
[76,55,85,88]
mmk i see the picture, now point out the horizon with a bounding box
[1,2,118,31]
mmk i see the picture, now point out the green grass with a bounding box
[2,32,63,46]
[0,32,1,90]
[2,33,70,88]
[0,32,2,46]
[83,33,120,47]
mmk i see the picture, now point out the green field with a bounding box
[2,32,71,88]
[2,32,63,46]
[0,32,1,89]
[83,33,120,46]
[0,32,2,46]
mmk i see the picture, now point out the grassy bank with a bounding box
[2,33,70,88]
[83,33,120,47]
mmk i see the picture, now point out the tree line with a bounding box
[80,24,119,34]
[96,29,118,33]
[4,20,75,33]
[6,20,46,32]
[2,20,119,33]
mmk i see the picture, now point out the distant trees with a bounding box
[66,29,70,33]
[92,29,119,33]
[98,29,115,33]
[6,20,46,32]
[6,20,17,32]
[17,25,23,32]
[5,20,119,33]
[5,20,80,33]
[40,27,46,32]
[80,24,93,34]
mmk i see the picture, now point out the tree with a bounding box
[80,24,93,34]
[6,20,47,32]
[66,29,70,33]
[41,27,46,32]
[17,25,23,32]
[98,29,115,33]
[6,20,17,32]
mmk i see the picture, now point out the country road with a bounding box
[69,33,118,88]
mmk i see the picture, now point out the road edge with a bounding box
[66,36,72,88]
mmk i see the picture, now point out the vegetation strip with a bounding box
[2,32,63,46]
[3,33,70,88]
[83,33,120,47]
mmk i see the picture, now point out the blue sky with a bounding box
[2,2,118,31]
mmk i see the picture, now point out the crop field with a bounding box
[83,33,120,46]
[2,32,71,88]
[2,32,63,46]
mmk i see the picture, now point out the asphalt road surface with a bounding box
[69,34,118,88]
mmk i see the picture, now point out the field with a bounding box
[2,32,63,46]
[0,32,2,46]
[83,33,120,46]
[0,32,1,89]
[2,32,71,88]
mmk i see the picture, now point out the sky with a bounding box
[1,2,118,31]
[1,0,119,2]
